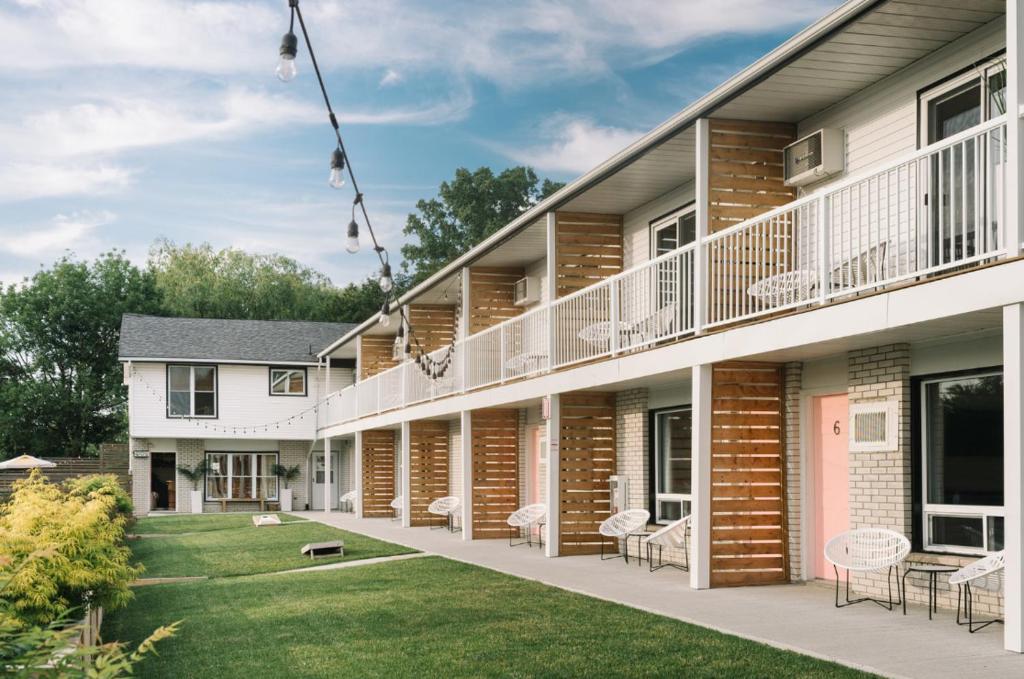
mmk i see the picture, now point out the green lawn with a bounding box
[131,515,415,578]
[107,556,874,678]
[133,512,307,535]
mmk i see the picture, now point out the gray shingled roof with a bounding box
[118,314,356,364]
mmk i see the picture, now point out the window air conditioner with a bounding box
[513,276,540,307]
[783,128,844,187]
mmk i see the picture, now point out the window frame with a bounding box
[649,203,697,260]
[918,54,1006,147]
[648,404,693,525]
[917,367,1004,555]
[204,451,279,501]
[269,366,308,397]
[166,364,218,419]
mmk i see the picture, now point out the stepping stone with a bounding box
[301,541,344,559]
[253,514,282,527]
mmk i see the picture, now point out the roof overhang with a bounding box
[119,357,321,366]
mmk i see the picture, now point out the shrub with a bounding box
[64,474,133,519]
[0,471,141,626]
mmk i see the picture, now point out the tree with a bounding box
[401,167,564,284]
[0,252,161,457]
[149,240,351,322]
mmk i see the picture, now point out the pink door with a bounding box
[813,394,849,580]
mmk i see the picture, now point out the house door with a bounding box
[150,452,176,511]
[311,452,338,510]
[525,425,545,505]
[813,394,849,580]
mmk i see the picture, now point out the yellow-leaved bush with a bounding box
[0,470,142,626]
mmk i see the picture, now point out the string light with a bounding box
[276,0,458,380]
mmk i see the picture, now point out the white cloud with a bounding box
[379,69,402,88]
[0,162,135,202]
[495,115,644,174]
[0,210,115,257]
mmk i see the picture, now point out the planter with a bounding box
[190,490,203,514]
[280,488,293,512]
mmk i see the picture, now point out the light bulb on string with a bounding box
[346,219,360,254]
[379,262,394,293]
[276,30,298,82]
[329,148,346,189]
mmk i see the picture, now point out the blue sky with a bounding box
[0,0,840,287]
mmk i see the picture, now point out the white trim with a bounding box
[120,357,318,366]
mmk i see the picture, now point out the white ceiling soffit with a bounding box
[714,0,1005,123]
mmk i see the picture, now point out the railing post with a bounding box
[817,194,830,305]
[609,281,620,355]
[694,118,710,334]
[500,327,507,382]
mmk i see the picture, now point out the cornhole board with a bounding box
[253,514,282,527]
[301,541,344,559]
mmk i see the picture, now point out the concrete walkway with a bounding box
[297,511,1022,679]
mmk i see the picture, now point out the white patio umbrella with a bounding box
[0,454,57,470]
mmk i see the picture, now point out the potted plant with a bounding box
[272,464,301,512]
[177,460,209,514]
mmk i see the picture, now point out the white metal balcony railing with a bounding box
[320,117,1008,428]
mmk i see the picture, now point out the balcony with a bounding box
[320,117,1009,430]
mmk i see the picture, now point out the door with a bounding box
[525,425,545,505]
[813,394,849,580]
[150,452,176,511]
[311,452,338,510]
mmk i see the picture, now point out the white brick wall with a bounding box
[784,362,803,581]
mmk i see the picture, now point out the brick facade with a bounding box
[783,362,803,582]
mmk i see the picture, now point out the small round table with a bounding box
[902,564,958,620]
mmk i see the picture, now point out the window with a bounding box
[270,367,307,396]
[920,370,1003,554]
[167,365,217,418]
[652,407,692,523]
[919,57,1006,265]
[205,452,279,501]
[650,205,697,258]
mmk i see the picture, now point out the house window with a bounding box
[205,452,279,501]
[652,407,692,523]
[650,205,697,258]
[167,365,217,418]
[270,367,307,396]
[920,370,1003,554]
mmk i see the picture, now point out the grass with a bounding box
[106,556,875,679]
[132,512,307,535]
[130,514,415,578]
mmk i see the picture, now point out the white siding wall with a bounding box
[622,181,696,269]
[798,19,1004,189]
[128,362,353,440]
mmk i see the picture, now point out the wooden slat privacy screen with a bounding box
[707,119,796,234]
[470,409,520,539]
[359,335,399,380]
[709,361,788,587]
[555,212,623,298]
[558,392,616,555]
[407,304,456,353]
[468,267,524,335]
[361,430,396,518]
[408,420,450,526]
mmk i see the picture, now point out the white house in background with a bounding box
[118,314,356,515]
[305,0,1024,655]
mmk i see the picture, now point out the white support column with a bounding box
[400,422,412,528]
[355,336,363,383]
[544,394,560,557]
[460,410,473,541]
[353,430,363,517]
[694,118,710,334]
[1007,1,1023,258]
[460,266,471,387]
[690,364,713,589]
[1005,303,1024,652]
[545,211,558,369]
[322,435,332,514]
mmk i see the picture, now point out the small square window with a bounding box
[270,368,307,396]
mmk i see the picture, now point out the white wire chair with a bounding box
[824,527,910,610]
[389,495,402,522]
[949,551,1004,633]
[598,509,650,563]
[506,503,547,548]
[427,496,461,532]
[339,490,357,513]
[642,515,690,572]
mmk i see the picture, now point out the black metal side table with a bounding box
[902,564,957,620]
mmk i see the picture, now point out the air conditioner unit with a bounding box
[513,276,540,307]
[783,128,844,187]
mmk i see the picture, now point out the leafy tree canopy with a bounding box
[401,166,563,285]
